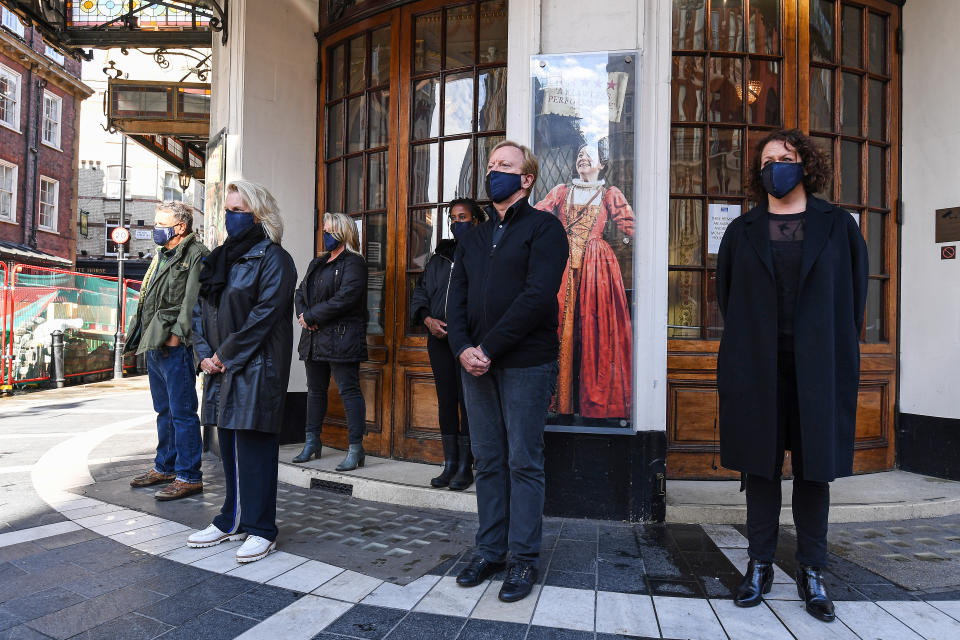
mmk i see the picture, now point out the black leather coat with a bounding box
[295,251,368,362]
[192,239,298,432]
[409,239,457,326]
[716,196,869,482]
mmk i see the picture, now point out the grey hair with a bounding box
[227,180,283,244]
[157,200,194,233]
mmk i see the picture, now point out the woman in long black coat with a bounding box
[409,198,485,490]
[186,180,297,564]
[716,129,868,622]
[291,212,368,471]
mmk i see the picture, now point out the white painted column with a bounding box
[210,0,318,393]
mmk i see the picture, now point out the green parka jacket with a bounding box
[124,233,209,355]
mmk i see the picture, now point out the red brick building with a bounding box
[0,7,91,268]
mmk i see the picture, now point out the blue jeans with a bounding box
[146,345,202,483]
[461,360,558,564]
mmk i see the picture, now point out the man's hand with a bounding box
[200,357,225,375]
[165,334,180,347]
[459,346,490,377]
[211,353,226,373]
[298,313,319,331]
[424,316,448,339]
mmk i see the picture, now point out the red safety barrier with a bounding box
[5,263,141,386]
[0,262,10,390]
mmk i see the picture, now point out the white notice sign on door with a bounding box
[708,204,741,255]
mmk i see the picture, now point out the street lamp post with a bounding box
[113,135,128,379]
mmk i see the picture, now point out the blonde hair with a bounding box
[323,212,362,255]
[490,140,539,188]
[226,180,283,244]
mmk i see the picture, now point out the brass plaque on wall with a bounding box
[935,207,960,243]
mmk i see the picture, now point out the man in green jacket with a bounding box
[125,201,209,500]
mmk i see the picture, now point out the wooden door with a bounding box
[318,12,401,457]
[317,0,508,462]
[666,0,900,478]
[392,0,508,462]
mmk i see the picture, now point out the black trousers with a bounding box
[213,428,280,541]
[305,359,366,445]
[427,335,469,438]
[745,350,831,568]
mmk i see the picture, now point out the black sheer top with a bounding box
[768,212,805,351]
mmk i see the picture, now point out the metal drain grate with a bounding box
[311,478,354,495]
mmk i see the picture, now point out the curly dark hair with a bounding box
[747,128,832,201]
[448,197,487,223]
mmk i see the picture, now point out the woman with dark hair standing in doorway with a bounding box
[291,212,369,472]
[716,129,868,622]
[410,198,485,490]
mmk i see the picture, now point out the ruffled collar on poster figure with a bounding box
[571,178,605,190]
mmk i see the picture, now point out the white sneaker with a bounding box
[187,524,247,548]
[236,535,276,563]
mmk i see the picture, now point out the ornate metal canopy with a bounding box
[4,1,225,51]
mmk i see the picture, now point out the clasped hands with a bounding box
[459,346,490,377]
[423,316,448,339]
[297,313,319,331]
[200,353,225,375]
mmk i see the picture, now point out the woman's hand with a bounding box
[424,316,448,339]
[200,357,225,375]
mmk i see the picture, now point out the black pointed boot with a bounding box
[448,436,474,491]
[292,432,321,463]
[431,435,459,488]
[733,559,774,608]
[796,565,835,622]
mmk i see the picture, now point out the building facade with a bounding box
[0,6,91,267]
[9,0,956,522]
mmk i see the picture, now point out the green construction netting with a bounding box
[7,266,141,384]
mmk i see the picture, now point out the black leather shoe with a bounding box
[456,556,505,587]
[796,565,836,622]
[734,559,774,608]
[498,561,538,602]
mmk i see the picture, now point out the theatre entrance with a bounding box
[666,0,901,478]
[315,0,508,462]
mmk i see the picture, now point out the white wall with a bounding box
[507,0,671,431]
[900,0,960,419]
[210,0,318,392]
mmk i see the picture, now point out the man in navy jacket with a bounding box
[447,141,568,602]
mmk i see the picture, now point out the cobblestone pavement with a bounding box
[2,379,960,639]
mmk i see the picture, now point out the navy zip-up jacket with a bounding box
[446,197,569,368]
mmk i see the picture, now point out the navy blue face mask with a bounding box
[761,162,805,199]
[485,170,523,203]
[451,221,473,240]
[153,225,177,246]
[225,210,256,237]
[323,231,340,252]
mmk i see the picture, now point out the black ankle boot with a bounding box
[431,435,459,488]
[292,432,321,463]
[448,436,474,491]
[734,559,773,608]
[336,444,365,472]
[796,565,835,622]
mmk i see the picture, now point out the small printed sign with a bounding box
[935,207,960,243]
[134,229,152,240]
[942,245,956,260]
[708,204,741,255]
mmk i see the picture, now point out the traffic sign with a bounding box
[110,226,130,245]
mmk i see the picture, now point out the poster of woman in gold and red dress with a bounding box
[535,140,634,420]
[531,51,637,425]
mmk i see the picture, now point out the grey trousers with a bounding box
[461,360,558,564]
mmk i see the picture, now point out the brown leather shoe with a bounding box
[154,480,203,501]
[130,469,175,488]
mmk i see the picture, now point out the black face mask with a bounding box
[485,170,523,203]
[761,162,805,199]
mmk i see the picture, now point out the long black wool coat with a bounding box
[715,195,869,482]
